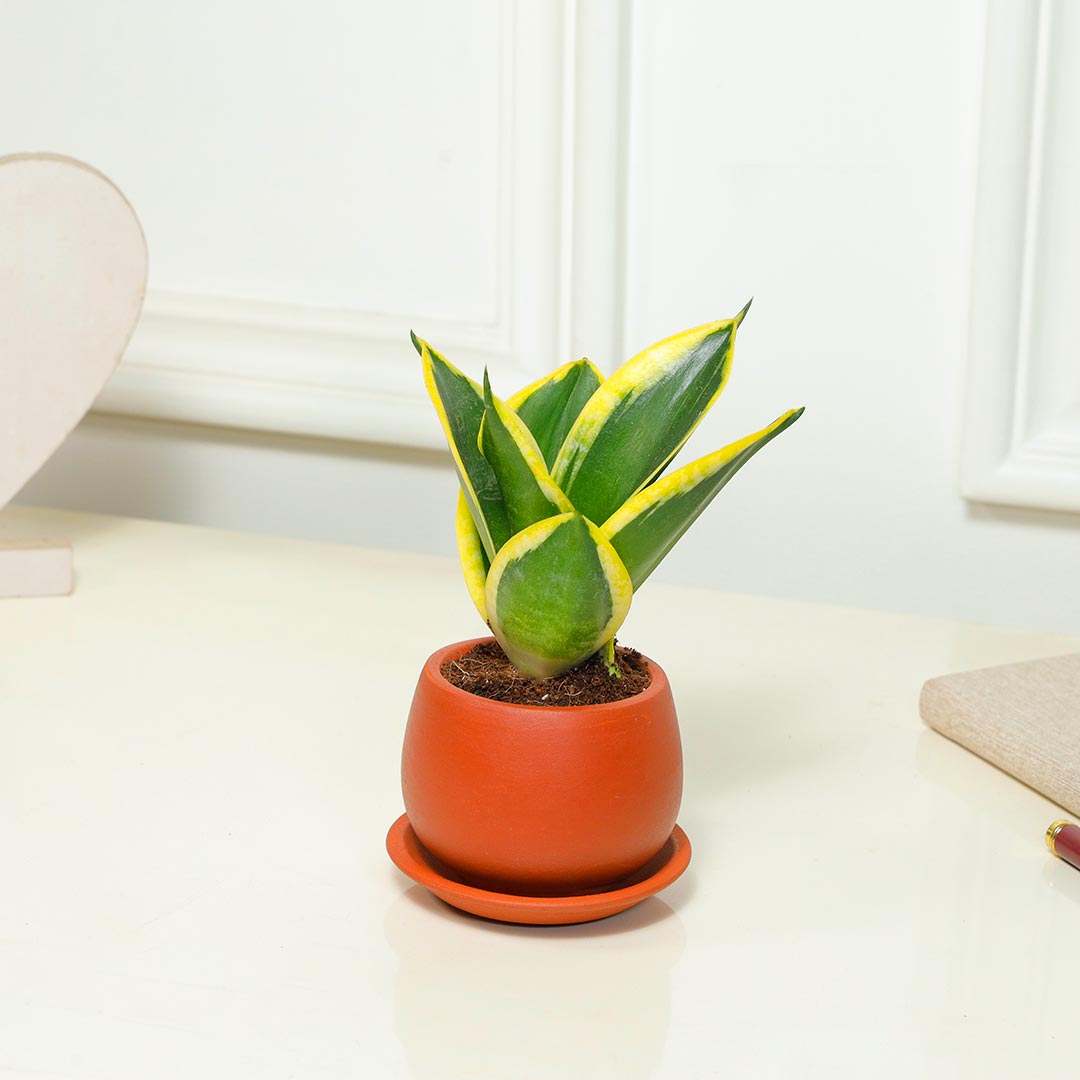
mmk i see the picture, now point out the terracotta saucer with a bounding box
[385,813,691,926]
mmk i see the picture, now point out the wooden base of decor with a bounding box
[0,539,73,597]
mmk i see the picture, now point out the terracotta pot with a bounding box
[401,637,683,894]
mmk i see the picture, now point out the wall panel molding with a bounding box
[962,0,1080,512]
[92,0,629,449]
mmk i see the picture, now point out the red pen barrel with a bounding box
[1047,820,1080,870]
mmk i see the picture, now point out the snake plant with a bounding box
[414,304,803,679]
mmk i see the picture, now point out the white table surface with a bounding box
[1,505,1078,1079]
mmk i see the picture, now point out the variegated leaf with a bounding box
[479,371,573,536]
[486,512,632,679]
[508,359,603,469]
[456,490,490,621]
[552,304,750,525]
[414,332,511,559]
[603,407,805,589]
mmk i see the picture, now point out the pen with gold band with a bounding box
[1046,820,1080,871]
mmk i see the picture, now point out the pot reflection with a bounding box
[384,887,686,1079]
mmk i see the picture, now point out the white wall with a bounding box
[19,415,459,556]
[11,0,1080,635]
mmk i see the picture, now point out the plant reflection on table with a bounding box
[384,887,687,1078]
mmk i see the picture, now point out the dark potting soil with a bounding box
[441,640,652,707]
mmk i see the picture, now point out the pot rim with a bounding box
[425,636,669,715]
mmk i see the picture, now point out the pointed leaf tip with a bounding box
[508,359,605,469]
[552,318,742,524]
[602,405,804,589]
[734,298,753,328]
[479,371,573,534]
[409,330,424,356]
[420,340,512,559]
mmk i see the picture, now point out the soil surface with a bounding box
[441,640,651,707]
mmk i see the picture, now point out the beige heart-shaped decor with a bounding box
[0,152,148,507]
[0,152,147,596]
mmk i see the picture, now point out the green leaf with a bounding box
[479,371,573,536]
[416,334,511,559]
[455,490,490,621]
[552,304,751,525]
[486,512,632,679]
[508,359,604,469]
[603,407,804,589]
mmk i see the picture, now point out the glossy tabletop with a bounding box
[1,506,1078,1079]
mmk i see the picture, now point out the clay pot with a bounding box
[401,637,683,894]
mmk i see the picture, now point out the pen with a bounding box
[1046,820,1080,871]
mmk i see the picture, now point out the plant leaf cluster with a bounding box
[415,306,803,679]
